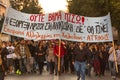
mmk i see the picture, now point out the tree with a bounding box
[68,0,108,16]
[68,0,120,41]
[10,0,42,14]
[109,0,120,41]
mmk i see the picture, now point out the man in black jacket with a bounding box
[73,42,90,80]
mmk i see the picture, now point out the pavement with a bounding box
[5,72,119,80]
[4,67,120,80]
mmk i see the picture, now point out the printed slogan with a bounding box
[1,7,113,42]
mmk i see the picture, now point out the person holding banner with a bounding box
[54,39,66,75]
[73,42,90,80]
[108,43,118,80]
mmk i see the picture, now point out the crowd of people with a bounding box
[0,39,120,80]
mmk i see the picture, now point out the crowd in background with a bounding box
[0,39,120,80]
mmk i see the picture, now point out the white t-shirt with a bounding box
[6,46,15,58]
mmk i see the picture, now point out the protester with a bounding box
[35,41,46,75]
[1,39,120,80]
[14,39,31,74]
[99,45,108,76]
[92,44,101,77]
[13,41,20,75]
[46,43,55,74]
[103,43,110,71]
[6,41,15,74]
[1,41,9,76]
[108,43,118,80]
[54,39,66,75]
[116,44,120,77]
[0,43,5,80]
[85,44,93,77]
[68,42,75,73]
[27,40,36,73]
[73,42,90,80]
[63,41,69,73]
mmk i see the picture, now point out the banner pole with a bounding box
[112,41,118,73]
[58,39,61,74]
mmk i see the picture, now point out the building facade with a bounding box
[0,0,10,17]
[0,0,11,41]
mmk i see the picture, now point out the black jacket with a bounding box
[35,47,45,63]
[73,46,90,62]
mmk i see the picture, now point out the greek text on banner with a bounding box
[1,7,113,42]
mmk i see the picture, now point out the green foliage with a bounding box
[68,0,108,17]
[21,0,42,14]
[109,0,120,41]
[109,0,120,28]
[10,0,42,14]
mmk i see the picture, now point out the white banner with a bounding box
[1,7,113,42]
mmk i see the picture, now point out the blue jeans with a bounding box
[74,61,86,80]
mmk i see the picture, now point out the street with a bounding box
[4,68,119,80]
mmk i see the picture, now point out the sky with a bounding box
[38,0,68,13]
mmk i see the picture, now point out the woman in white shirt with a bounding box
[108,44,118,80]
